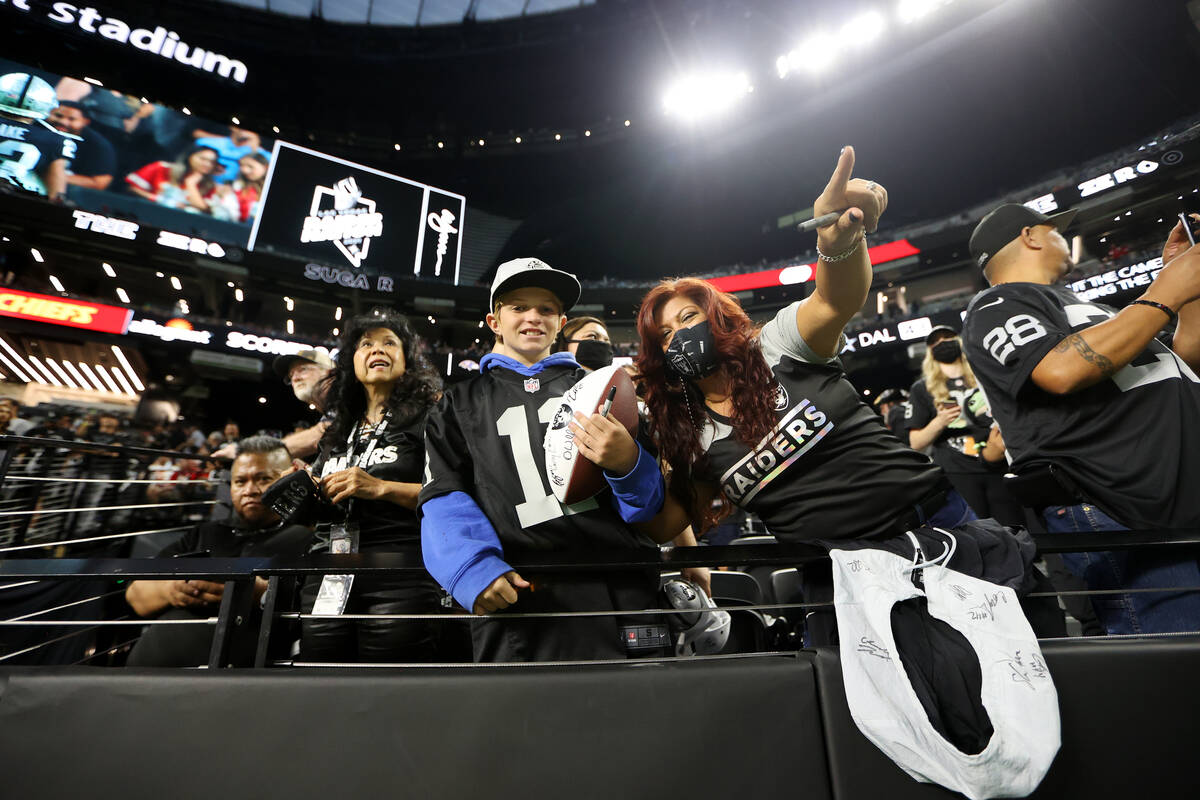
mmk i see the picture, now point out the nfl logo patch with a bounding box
[524,377,540,393]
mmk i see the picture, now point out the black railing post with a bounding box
[207,577,257,669]
[253,574,295,668]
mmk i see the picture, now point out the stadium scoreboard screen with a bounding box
[248,142,466,284]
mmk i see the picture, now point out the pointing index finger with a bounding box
[823,145,855,197]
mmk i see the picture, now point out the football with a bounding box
[544,365,641,505]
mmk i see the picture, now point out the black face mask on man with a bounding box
[569,339,614,370]
[665,320,720,379]
[931,339,962,364]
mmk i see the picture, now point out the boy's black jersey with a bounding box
[962,281,1200,528]
[0,116,73,194]
[419,362,655,554]
[695,303,946,542]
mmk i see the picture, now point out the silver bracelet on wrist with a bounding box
[816,234,865,263]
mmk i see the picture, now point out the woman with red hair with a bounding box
[636,148,1025,642]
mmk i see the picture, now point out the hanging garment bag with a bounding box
[830,531,1060,800]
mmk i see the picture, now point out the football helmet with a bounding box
[663,578,731,656]
[0,73,58,120]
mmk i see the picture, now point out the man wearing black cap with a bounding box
[961,204,1200,634]
[419,257,674,662]
[872,387,909,437]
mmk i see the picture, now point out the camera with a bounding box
[262,469,342,526]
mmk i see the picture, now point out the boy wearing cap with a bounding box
[961,204,1200,634]
[418,258,672,662]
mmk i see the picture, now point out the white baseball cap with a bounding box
[489,257,581,313]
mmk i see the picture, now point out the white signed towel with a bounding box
[830,536,1060,799]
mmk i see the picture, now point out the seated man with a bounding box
[125,436,313,667]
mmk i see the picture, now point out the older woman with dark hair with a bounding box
[299,308,444,662]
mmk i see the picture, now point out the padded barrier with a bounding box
[812,636,1200,799]
[0,655,832,800]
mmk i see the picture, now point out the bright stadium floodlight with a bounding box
[898,0,942,24]
[662,70,753,122]
[843,11,886,45]
[796,32,837,73]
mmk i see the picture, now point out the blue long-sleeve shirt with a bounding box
[422,441,664,609]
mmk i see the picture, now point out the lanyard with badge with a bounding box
[311,410,390,617]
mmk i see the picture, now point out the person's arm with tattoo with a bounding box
[1031,242,1200,394]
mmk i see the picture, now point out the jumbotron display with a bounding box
[248,142,466,284]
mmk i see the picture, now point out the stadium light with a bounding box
[843,11,886,45]
[27,356,61,387]
[662,70,753,122]
[898,0,943,24]
[170,276,182,291]
[30,248,43,263]
[111,345,145,391]
[94,364,122,394]
[777,33,837,78]
[45,358,77,389]
[76,362,107,393]
[272,125,280,133]
[286,319,294,334]
[394,143,401,150]
[234,288,244,302]
[0,350,31,383]
[115,287,130,304]
[62,359,89,390]
[335,306,343,320]
[108,364,137,396]
[515,136,522,143]
[48,275,64,292]
[585,130,591,137]
[0,337,39,383]
[102,262,116,277]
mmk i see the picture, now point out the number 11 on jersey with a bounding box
[496,400,598,528]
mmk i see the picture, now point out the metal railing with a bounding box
[2,435,1199,669]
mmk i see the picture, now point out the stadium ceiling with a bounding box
[215,0,595,26]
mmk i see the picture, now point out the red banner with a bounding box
[708,239,921,293]
[0,289,132,334]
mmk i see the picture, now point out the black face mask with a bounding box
[931,339,962,364]
[665,320,720,379]
[570,339,614,370]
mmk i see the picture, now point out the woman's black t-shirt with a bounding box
[694,303,946,542]
[313,411,428,549]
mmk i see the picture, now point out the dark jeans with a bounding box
[299,573,441,663]
[944,470,1025,528]
[1043,503,1200,635]
[126,607,220,667]
[471,571,665,663]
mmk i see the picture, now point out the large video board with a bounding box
[248,142,466,285]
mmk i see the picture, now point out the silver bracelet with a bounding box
[816,234,865,263]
